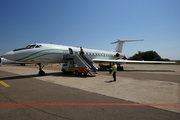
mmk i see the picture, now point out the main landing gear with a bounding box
[109,63,124,71]
[117,64,124,71]
[38,63,45,76]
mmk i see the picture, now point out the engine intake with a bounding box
[115,53,120,57]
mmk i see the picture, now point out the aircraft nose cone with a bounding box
[3,51,15,60]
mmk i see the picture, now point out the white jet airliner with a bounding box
[3,39,175,75]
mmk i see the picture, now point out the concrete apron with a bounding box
[0,66,180,113]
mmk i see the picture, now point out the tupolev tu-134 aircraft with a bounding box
[3,39,175,76]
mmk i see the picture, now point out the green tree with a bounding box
[129,51,143,60]
[129,51,169,61]
[142,51,161,61]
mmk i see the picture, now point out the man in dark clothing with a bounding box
[80,47,84,57]
[69,48,73,54]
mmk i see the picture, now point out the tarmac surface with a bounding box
[0,64,180,120]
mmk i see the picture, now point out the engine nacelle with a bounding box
[114,53,125,58]
[115,53,120,57]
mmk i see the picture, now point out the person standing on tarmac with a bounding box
[111,63,117,82]
[80,47,84,57]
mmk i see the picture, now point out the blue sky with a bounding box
[0,0,180,60]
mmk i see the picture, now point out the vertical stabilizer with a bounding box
[111,39,143,53]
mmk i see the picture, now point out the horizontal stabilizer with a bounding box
[111,39,143,44]
[111,39,143,53]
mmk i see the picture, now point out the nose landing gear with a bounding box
[38,63,45,76]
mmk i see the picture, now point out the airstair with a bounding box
[63,54,98,76]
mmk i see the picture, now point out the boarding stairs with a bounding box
[63,54,98,76]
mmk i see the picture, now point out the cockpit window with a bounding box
[35,45,42,48]
[14,44,42,51]
[26,44,36,48]
[25,45,30,48]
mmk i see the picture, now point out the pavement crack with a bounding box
[25,105,73,120]
[1,92,18,104]
[0,92,72,120]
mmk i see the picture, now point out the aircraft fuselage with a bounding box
[3,43,124,64]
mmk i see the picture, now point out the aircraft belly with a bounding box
[48,54,63,63]
[90,56,112,60]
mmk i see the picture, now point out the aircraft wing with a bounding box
[92,59,176,64]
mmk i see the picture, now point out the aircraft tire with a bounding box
[39,70,45,76]
[62,69,66,74]
[117,66,124,71]
[21,63,26,66]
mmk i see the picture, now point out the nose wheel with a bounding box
[38,63,45,76]
[39,70,45,76]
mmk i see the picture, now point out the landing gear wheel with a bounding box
[20,63,26,66]
[39,70,45,76]
[38,63,45,76]
[117,66,124,71]
[62,69,66,74]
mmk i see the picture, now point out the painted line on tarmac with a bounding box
[0,103,180,106]
[0,81,10,87]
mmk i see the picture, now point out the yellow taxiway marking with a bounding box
[0,81,10,87]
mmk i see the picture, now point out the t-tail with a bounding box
[111,39,143,53]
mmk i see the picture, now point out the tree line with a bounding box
[127,51,170,61]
